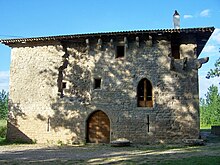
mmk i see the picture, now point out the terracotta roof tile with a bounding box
[0,27,214,46]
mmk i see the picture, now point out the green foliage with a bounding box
[200,85,220,126]
[0,127,7,138]
[206,57,220,79]
[0,120,7,138]
[0,90,8,119]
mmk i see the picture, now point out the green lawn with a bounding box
[159,156,220,165]
[200,125,211,130]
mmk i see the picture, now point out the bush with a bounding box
[0,125,7,138]
[0,120,7,138]
[0,90,8,120]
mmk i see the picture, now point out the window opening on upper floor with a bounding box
[137,78,153,107]
[62,82,67,89]
[94,78,102,89]
[116,45,125,58]
[171,43,180,59]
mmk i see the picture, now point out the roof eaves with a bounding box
[0,27,215,45]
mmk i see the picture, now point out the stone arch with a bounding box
[86,110,110,143]
[137,78,153,107]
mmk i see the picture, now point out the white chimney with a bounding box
[173,10,180,29]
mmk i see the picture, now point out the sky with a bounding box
[0,0,220,98]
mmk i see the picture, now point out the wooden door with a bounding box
[87,111,110,143]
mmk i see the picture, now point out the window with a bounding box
[62,82,67,89]
[94,78,101,89]
[171,43,180,59]
[116,45,125,58]
[137,78,153,107]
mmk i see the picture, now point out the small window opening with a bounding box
[171,44,180,59]
[116,45,125,58]
[147,115,150,132]
[137,78,153,107]
[62,82,67,89]
[94,78,101,89]
[47,117,50,132]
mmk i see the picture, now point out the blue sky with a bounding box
[0,0,220,97]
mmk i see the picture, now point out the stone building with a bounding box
[0,27,214,144]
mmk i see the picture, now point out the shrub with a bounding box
[0,120,7,138]
[0,90,8,120]
[0,125,7,138]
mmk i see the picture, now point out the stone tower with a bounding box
[0,27,214,144]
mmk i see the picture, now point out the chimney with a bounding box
[173,10,180,29]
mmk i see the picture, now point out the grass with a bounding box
[159,156,220,165]
[200,125,211,130]
[200,125,220,143]
[206,133,220,143]
[2,157,220,165]
[200,125,212,133]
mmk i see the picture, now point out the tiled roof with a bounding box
[0,27,214,45]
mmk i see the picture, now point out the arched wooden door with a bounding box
[86,110,110,143]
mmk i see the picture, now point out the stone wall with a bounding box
[7,34,200,144]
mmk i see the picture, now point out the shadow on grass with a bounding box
[200,128,211,132]
[200,128,220,144]
[206,135,220,143]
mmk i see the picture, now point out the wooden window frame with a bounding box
[137,79,153,107]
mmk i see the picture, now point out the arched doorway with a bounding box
[86,110,110,143]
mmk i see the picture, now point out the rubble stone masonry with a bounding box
[6,32,205,144]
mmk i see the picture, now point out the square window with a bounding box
[116,45,125,58]
[94,78,101,89]
[62,82,67,89]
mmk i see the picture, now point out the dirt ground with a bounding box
[0,132,220,164]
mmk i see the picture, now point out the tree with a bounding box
[200,85,220,126]
[206,57,220,79]
[0,90,8,119]
[200,98,209,126]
